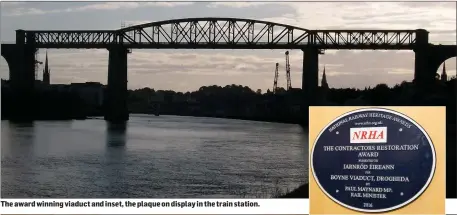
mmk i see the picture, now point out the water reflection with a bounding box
[105,122,127,147]
[297,125,309,162]
[103,122,129,196]
[1,121,36,156]
[1,121,37,196]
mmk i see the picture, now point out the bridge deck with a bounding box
[21,43,415,50]
[9,18,428,50]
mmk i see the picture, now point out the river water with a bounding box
[1,114,308,198]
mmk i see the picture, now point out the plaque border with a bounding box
[310,107,437,213]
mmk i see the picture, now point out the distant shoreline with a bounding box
[169,114,304,125]
[2,113,306,126]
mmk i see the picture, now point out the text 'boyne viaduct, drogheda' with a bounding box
[1,18,456,122]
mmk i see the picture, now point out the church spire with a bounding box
[45,51,49,72]
[42,51,50,85]
[441,61,447,82]
[321,66,329,89]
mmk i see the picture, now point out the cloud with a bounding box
[2,2,195,16]
[387,68,414,75]
[123,20,154,26]
[70,2,193,12]
[207,2,270,8]
[286,2,456,43]
[325,71,357,76]
[70,2,141,12]
[146,2,194,7]
[1,2,25,7]
[400,2,455,8]
[4,7,47,16]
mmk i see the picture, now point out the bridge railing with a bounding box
[20,31,419,50]
[25,31,119,45]
[310,30,417,47]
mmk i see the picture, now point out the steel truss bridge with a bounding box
[1,17,456,123]
[22,18,422,49]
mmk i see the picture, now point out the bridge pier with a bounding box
[413,29,434,90]
[414,47,437,90]
[414,45,457,90]
[104,45,129,122]
[301,47,320,124]
[7,46,36,121]
[0,31,37,120]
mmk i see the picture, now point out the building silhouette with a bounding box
[321,66,329,89]
[69,82,104,107]
[441,62,447,82]
[42,51,50,85]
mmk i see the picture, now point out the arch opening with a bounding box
[318,50,416,90]
[436,57,456,81]
[0,55,10,81]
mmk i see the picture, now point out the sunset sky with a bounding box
[0,1,455,92]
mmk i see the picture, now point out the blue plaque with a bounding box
[311,108,436,213]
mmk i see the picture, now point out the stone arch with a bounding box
[0,44,37,88]
[429,45,457,77]
[0,56,10,80]
[436,57,456,80]
[0,44,15,80]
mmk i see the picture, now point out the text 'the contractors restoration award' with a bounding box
[309,106,445,214]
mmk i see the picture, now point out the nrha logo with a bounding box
[350,127,387,143]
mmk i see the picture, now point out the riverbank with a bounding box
[279,183,309,198]
[171,113,304,125]
[129,111,304,125]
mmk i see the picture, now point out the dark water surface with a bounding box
[1,114,308,198]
